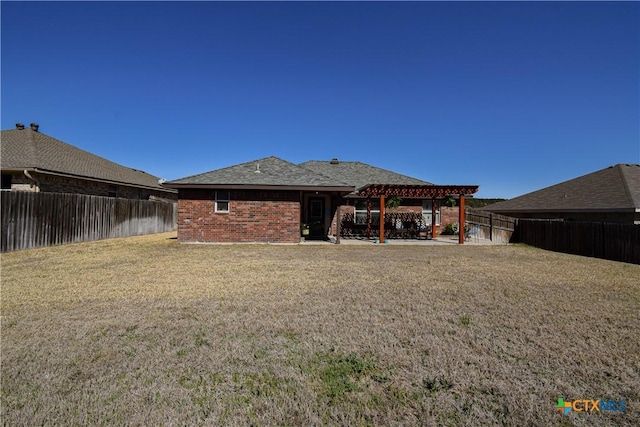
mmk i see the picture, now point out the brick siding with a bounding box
[440,206,461,231]
[176,191,465,243]
[177,189,301,243]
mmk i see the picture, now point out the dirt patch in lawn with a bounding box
[1,232,639,425]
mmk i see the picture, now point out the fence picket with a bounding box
[465,208,516,243]
[513,219,639,264]
[1,191,177,252]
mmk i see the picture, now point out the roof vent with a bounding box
[15,123,25,130]
[255,163,261,173]
[330,158,339,165]
[30,123,39,132]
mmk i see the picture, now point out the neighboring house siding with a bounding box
[178,189,301,243]
[493,210,636,224]
[2,173,35,191]
[3,172,175,200]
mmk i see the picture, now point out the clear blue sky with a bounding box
[2,1,638,198]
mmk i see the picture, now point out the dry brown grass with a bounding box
[1,232,639,426]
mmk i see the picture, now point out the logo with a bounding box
[555,398,626,415]
[555,398,572,415]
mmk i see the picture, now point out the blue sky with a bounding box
[2,1,638,198]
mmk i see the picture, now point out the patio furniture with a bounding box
[466,223,480,242]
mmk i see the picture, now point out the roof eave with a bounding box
[3,167,177,193]
[487,208,638,213]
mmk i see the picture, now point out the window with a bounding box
[215,191,230,212]
[1,174,12,190]
[108,186,118,198]
[354,199,380,224]
[422,200,441,226]
[310,200,323,219]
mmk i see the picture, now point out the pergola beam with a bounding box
[357,184,478,199]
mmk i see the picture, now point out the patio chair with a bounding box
[466,224,480,242]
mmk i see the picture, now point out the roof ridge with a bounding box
[168,156,355,187]
[358,161,431,184]
[616,164,638,207]
[32,129,140,170]
[175,156,295,181]
[26,128,39,166]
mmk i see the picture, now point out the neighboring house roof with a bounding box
[1,126,174,192]
[484,164,640,213]
[299,159,431,190]
[165,156,354,191]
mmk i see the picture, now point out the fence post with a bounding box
[489,212,493,241]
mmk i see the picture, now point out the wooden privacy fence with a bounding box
[465,208,516,243]
[1,191,177,252]
[512,219,640,264]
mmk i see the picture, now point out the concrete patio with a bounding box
[302,236,508,245]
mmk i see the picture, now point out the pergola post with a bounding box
[458,194,466,244]
[379,194,385,244]
[366,197,372,239]
[431,197,437,239]
[335,204,341,244]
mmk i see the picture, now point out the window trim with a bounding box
[354,198,380,224]
[422,200,441,226]
[215,190,230,213]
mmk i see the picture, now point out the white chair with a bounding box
[467,224,480,242]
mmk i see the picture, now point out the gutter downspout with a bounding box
[23,170,40,192]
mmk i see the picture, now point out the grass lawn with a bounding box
[1,232,639,426]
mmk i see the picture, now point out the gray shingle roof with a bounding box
[167,156,354,189]
[299,159,431,190]
[485,164,640,213]
[1,127,173,192]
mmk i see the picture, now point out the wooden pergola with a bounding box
[354,184,479,244]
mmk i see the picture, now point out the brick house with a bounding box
[1,123,176,200]
[165,156,479,244]
[484,164,640,224]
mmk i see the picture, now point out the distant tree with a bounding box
[385,196,402,209]
[465,198,507,208]
[443,196,456,207]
